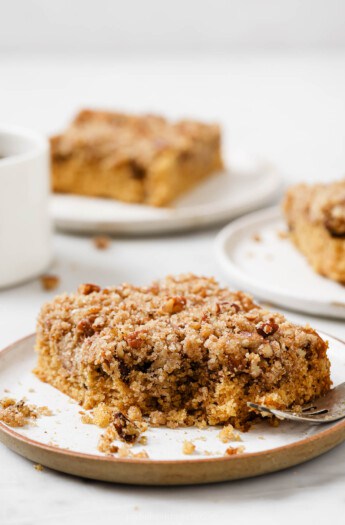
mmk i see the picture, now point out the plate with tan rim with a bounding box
[0,332,345,486]
[216,207,345,319]
[51,147,283,235]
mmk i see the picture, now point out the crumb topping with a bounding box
[0,398,52,427]
[284,179,345,237]
[51,109,221,170]
[37,274,327,382]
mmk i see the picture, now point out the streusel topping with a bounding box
[284,179,345,237]
[51,110,221,169]
[37,274,326,385]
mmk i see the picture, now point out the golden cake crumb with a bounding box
[182,440,196,455]
[34,464,44,471]
[98,424,117,453]
[96,408,147,453]
[252,233,262,242]
[81,414,93,424]
[277,229,288,240]
[40,274,60,291]
[132,449,149,459]
[117,445,149,459]
[139,435,148,445]
[92,404,113,428]
[117,444,131,458]
[93,235,111,250]
[224,445,246,456]
[218,424,242,443]
[0,398,52,427]
[38,406,53,416]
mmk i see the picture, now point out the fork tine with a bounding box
[247,382,345,425]
[303,409,329,416]
[302,406,317,412]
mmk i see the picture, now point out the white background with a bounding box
[1,0,345,53]
[1,2,345,525]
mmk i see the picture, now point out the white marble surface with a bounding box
[0,53,345,524]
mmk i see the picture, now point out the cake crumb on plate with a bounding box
[218,424,242,443]
[93,235,111,250]
[224,445,246,456]
[40,274,60,291]
[0,398,52,428]
[252,233,262,242]
[183,440,196,455]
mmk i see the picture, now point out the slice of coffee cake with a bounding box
[51,110,223,207]
[283,179,345,282]
[34,275,331,430]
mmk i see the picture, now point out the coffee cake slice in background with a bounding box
[51,110,223,207]
[283,179,345,282]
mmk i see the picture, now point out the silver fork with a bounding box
[247,382,345,424]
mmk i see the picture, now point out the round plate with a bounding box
[51,148,282,235]
[0,333,345,485]
[216,207,345,319]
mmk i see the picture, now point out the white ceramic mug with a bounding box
[0,127,52,288]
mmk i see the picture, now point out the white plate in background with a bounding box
[51,147,282,235]
[216,207,345,319]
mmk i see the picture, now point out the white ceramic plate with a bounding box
[51,148,282,235]
[0,333,345,485]
[216,207,345,319]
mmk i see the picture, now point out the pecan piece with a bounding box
[163,296,187,314]
[40,274,60,291]
[78,283,101,295]
[256,321,279,338]
[113,412,140,443]
[93,235,111,250]
[126,332,143,349]
[76,318,95,337]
